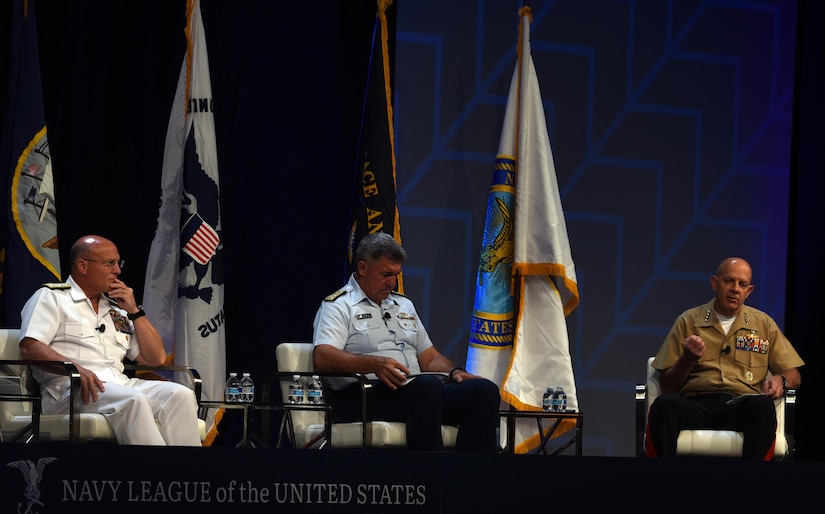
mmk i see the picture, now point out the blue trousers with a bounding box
[331,374,500,452]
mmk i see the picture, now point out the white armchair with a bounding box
[0,328,207,443]
[272,341,458,449]
[635,356,795,459]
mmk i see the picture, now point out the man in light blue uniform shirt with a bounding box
[313,233,500,452]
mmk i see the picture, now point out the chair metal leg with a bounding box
[635,384,647,457]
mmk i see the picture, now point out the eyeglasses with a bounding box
[83,258,125,269]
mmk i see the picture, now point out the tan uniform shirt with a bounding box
[652,299,804,395]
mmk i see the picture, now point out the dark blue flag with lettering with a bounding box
[347,0,403,289]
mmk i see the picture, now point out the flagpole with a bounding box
[380,0,404,294]
[511,6,532,303]
[500,6,529,421]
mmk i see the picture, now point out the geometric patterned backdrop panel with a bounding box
[394,0,796,456]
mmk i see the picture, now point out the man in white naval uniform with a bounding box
[19,234,201,446]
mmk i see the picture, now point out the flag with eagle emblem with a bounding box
[143,0,226,445]
[466,7,579,453]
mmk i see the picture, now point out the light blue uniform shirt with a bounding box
[312,274,433,389]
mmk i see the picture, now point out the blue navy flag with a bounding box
[0,1,61,327]
[143,0,226,445]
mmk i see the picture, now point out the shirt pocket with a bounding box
[733,344,770,385]
[113,331,132,352]
[348,316,385,353]
[56,322,99,359]
[396,311,420,333]
[734,347,769,366]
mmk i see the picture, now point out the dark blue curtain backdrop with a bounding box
[2,0,820,458]
[787,0,825,462]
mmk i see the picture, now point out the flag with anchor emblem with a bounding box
[0,0,61,327]
[466,7,579,453]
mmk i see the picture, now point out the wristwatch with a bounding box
[128,305,146,321]
[780,374,787,394]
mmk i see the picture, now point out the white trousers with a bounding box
[42,378,201,446]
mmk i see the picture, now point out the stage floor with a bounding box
[2,443,821,512]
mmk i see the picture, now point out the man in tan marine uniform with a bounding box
[646,257,804,459]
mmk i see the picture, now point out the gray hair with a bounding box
[355,232,407,264]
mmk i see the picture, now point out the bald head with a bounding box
[70,235,114,268]
[716,257,752,279]
[711,257,754,316]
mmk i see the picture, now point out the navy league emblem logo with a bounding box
[6,457,57,513]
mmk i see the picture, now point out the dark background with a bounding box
[2,0,822,458]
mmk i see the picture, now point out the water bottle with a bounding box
[542,386,555,412]
[553,385,567,412]
[224,372,240,403]
[307,375,324,404]
[288,374,305,404]
[240,372,255,403]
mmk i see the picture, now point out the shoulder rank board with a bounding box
[325,288,347,302]
[43,282,70,290]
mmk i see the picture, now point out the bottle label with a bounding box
[225,385,240,403]
[552,388,567,412]
[288,386,305,403]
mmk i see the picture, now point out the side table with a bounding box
[200,401,262,447]
[499,409,583,455]
[275,403,333,449]
[201,401,333,448]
